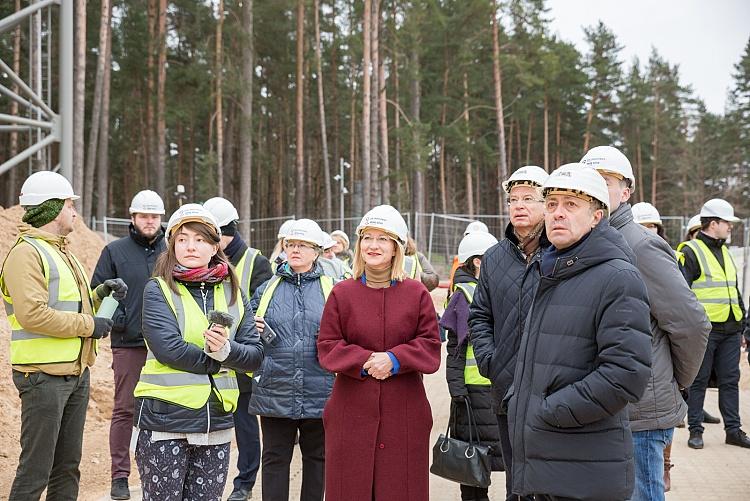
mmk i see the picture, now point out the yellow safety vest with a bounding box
[454,282,490,386]
[235,247,260,294]
[134,278,243,412]
[1,236,95,365]
[255,274,334,318]
[677,239,742,322]
[403,255,423,280]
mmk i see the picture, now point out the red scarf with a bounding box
[172,262,229,284]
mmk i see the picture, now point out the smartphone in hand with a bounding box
[260,319,277,345]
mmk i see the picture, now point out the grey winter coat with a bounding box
[248,262,335,419]
[509,220,652,500]
[610,204,711,431]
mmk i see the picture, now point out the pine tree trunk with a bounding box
[215,0,225,196]
[463,72,474,217]
[491,0,508,213]
[525,114,533,166]
[392,31,401,204]
[146,0,157,184]
[543,94,549,171]
[555,110,561,169]
[378,6,390,204]
[156,0,167,195]
[72,0,86,211]
[313,0,332,221]
[361,0,372,210]
[410,45,424,242]
[295,0,306,215]
[96,6,113,221]
[582,92,598,152]
[438,49,449,215]
[636,125,644,202]
[239,0,254,235]
[507,118,514,172]
[370,0,381,204]
[651,89,659,205]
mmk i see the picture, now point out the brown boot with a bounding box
[663,442,674,492]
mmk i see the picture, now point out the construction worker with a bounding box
[469,165,548,501]
[330,229,353,266]
[676,198,750,450]
[448,221,491,289]
[203,197,273,501]
[508,164,652,500]
[631,201,669,242]
[1,171,126,501]
[404,236,439,291]
[92,189,166,500]
[133,203,263,499]
[319,232,352,280]
[684,214,702,241]
[441,231,502,501]
[581,146,710,500]
[270,218,295,270]
[249,219,335,501]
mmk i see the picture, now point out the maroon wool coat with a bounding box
[317,277,442,501]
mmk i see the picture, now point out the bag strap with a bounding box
[463,397,486,445]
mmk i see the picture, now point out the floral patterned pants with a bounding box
[135,429,230,500]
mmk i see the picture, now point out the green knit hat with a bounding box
[22,198,66,228]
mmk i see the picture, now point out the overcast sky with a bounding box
[546,0,750,114]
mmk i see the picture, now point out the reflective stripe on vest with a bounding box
[235,248,260,295]
[134,278,243,412]
[2,236,90,365]
[255,273,334,318]
[403,255,423,279]
[454,281,490,386]
[678,239,741,322]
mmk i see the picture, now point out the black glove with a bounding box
[95,278,128,301]
[92,317,113,339]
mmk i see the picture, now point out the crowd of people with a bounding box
[0,143,748,501]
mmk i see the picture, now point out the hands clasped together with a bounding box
[363,352,394,380]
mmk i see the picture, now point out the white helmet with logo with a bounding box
[285,219,326,248]
[458,232,499,262]
[631,202,662,226]
[699,198,740,223]
[463,220,489,236]
[203,197,239,227]
[129,190,165,215]
[19,171,80,206]
[356,205,409,245]
[166,203,221,238]
[502,165,549,193]
[277,219,296,239]
[543,164,610,214]
[580,145,635,187]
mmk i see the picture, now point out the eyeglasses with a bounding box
[507,196,544,207]
[360,235,393,246]
[284,242,315,251]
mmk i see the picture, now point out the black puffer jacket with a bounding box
[508,220,652,500]
[135,278,263,433]
[440,267,503,471]
[468,224,549,413]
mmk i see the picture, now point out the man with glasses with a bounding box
[678,198,750,450]
[469,165,548,501]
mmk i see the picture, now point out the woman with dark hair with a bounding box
[133,203,263,501]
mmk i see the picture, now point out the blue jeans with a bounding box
[631,428,674,501]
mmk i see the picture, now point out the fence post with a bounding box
[428,212,435,261]
[103,217,108,241]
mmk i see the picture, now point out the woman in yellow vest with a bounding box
[439,231,502,501]
[133,204,264,500]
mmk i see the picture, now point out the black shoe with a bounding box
[687,431,704,449]
[702,409,721,424]
[725,429,750,449]
[227,486,252,501]
[110,477,130,500]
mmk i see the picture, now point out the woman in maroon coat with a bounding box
[317,205,442,501]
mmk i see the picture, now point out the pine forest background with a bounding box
[1,0,750,238]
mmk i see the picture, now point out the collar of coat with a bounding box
[129,223,165,249]
[608,202,633,230]
[17,223,69,250]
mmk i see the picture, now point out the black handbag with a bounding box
[430,397,492,488]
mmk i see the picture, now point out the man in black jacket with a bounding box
[92,189,166,500]
[508,164,652,500]
[678,198,750,450]
[204,197,273,501]
[469,165,548,501]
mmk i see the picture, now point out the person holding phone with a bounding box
[133,204,263,500]
[248,219,335,501]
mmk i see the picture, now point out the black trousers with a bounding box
[9,369,90,501]
[687,330,742,433]
[232,392,261,491]
[497,414,534,501]
[260,416,325,501]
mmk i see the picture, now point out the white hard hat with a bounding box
[19,171,80,206]
[330,230,350,247]
[129,190,165,215]
[463,221,489,236]
[277,219,296,239]
[458,232,498,262]
[631,202,662,226]
[321,232,337,250]
[580,146,635,187]
[700,198,740,223]
[543,164,610,214]
[285,219,326,247]
[686,214,701,233]
[166,203,221,239]
[502,165,549,193]
[356,205,409,245]
[203,197,239,227]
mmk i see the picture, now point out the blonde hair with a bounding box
[351,234,406,282]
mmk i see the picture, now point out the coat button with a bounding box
[379,443,385,449]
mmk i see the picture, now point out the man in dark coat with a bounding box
[469,165,549,501]
[508,164,652,501]
[92,189,166,500]
[204,197,273,501]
